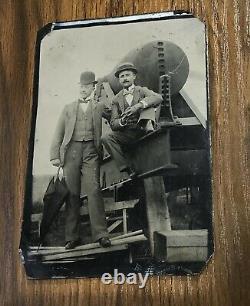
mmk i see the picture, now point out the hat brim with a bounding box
[78,81,98,85]
[115,67,137,78]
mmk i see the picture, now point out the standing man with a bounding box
[50,71,111,249]
[101,62,163,177]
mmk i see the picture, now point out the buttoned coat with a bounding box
[110,85,163,130]
[50,97,110,166]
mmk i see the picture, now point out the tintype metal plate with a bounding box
[20,12,213,279]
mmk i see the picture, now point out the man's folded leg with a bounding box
[101,129,143,175]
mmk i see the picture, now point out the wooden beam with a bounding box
[43,256,96,263]
[176,117,201,126]
[42,244,128,261]
[41,235,147,261]
[28,231,144,256]
[111,230,143,241]
[143,176,171,256]
[122,209,127,234]
[107,220,123,233]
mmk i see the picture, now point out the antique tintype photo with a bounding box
[20,12,213,279]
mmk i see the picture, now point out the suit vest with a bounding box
[72,102,94,141]
[123,95,141,128]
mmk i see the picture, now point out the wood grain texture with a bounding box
[0,0,249,305]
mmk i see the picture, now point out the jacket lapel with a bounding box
[92,99,97,130]
[65,101,78,144]
[71,101,79,127]
[118,92,125,113]
[119,87,140,110]
[131,87,140,106]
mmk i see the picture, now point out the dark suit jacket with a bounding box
[50,97,110,166]
[110,85,163,131]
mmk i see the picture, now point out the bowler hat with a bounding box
[79,71,97,85]
[115,62,138,78]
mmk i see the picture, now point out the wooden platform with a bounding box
[27,231,147,263]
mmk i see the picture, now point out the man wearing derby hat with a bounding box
[101,62,163,177]
[50,71,111,249]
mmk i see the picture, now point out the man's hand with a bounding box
[51,159,61,167]
[120,115,128,126]
[123,103,143,117]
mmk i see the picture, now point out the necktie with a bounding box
[123,89,134,96]
[79,98,88,103]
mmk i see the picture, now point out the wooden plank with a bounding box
[28,246,65,250]
[111,230,143,240]
[143,176,171,255]
[28,232,126,252]
[41,235,147,261]
[122,209,127,234]
[107,220,123,233]
[42,244,129,261]
[175,116,201,126]
[29,241,104,257]
[28,231,144,256]
[43,257,96,263]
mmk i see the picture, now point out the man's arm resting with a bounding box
[122,103,143,117]
[141,87,163,108]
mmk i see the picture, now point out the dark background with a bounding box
[0,0,249,305]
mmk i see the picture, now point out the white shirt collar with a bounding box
[129,84,135,90]
[124,84,135,92]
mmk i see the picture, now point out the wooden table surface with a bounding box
[0,1,249,305]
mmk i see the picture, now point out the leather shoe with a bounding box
[99,237,111,248]
[129,170,137,179]
[65,239,80,250]
[121,167,137,179]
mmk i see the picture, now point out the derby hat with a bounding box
[79,71,97,85]
[114,62,138,78]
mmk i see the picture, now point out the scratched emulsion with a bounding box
[0,0,249,305]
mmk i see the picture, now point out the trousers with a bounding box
[101,129,144,172]
[63,140,108,242]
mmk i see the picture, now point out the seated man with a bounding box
[101,62,163,177]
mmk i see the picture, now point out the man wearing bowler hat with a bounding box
[101,62,163,177]
[50,71,111,249]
